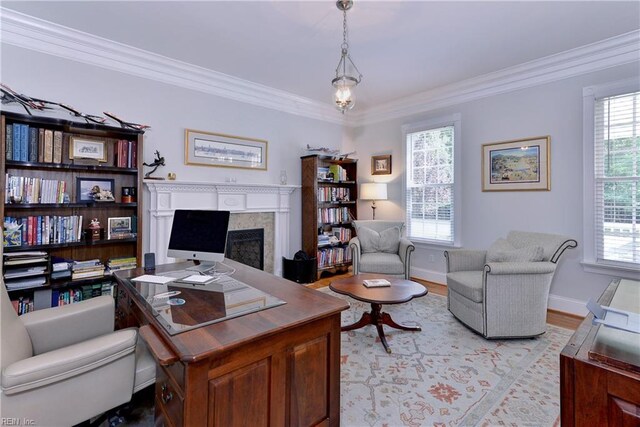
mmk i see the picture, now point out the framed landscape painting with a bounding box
[482,136,550,191]
[185,129,267,170]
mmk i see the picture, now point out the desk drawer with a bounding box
[156,366,184,427]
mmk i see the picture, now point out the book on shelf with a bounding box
[5,123,13,161]
[43,129,53,163]
[363,279,391,288]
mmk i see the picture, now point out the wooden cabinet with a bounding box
[115,260,348,426]
[560,278,640,426]
[301,155,357,280]
[1,111,144,313]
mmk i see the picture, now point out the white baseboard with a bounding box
[411,267,588,317]
[410,266,447,287]
[547,294,588,317]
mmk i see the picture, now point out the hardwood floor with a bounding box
[306,271,584,330]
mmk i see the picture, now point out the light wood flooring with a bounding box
[306,271,583,330]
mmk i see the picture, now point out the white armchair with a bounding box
[349,220,415,279]
[444,231,577,339]
[0,281,155,426]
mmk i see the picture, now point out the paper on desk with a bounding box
[132,274,175,284]
[587,299,640,334]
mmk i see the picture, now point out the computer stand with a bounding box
[186,260,217,274]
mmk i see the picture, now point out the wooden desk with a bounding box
[560,278,640,426]
[114,260,349,427]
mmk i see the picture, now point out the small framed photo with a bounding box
[371,155,392,175]
[107,217,132,240]
[76,177,114,202]
[69,136,107,162]
[482,136,550,191]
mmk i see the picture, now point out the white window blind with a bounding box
[405,125,455,244]
[594,91,640,266]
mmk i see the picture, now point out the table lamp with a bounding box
[360,182,387,220]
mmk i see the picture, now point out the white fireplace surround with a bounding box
[145,180,298,276]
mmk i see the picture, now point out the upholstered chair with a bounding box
[444,231,577,339]
[349,220,415,279]
[0,280,155,425]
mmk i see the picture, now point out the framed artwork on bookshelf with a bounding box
[69,136,107,162]
[76,177,114,202]
[107,217,132,240]
[371,155,392,175]
[185,129,268,170]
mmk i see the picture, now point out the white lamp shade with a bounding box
[360,182,388,200]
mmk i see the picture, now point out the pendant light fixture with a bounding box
[332,0,362,113]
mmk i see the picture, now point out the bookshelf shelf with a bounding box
[1,111,144,315]
[301,154,358,280]
[5,160,138,174]
[4,202,138,209]
[3,238,137,252]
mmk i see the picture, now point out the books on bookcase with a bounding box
[2,110,144,316]
[4,174,67,204]
[115,139,137,168]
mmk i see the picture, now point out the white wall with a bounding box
[351,62,639,314]
[0,45,344,257]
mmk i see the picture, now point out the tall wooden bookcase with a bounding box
[1,111,144,313]
[301,154,358,280]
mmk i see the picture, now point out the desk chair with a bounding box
[0,281,155,426]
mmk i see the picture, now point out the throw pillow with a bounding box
[487,238,544,262]
[357,226,401,254]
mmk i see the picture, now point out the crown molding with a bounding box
[1,8,638,128]
[349,30,640,127]
[0,8,346,125]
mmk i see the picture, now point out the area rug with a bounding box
[323,288,573,427]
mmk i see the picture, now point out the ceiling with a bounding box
[3,1,640,111]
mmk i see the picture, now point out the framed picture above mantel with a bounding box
[185,129,268,170]
[482,136,550,191]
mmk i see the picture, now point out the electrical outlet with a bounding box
[429,254,435,262]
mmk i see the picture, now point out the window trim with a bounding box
[582,78,639,279]
[401,113,462,247]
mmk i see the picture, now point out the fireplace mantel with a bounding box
[145,180,299,275]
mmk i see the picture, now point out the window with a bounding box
[403,114,461,245]
[594,91,640,265]
[583,79,639,276]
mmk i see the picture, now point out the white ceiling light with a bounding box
[332,0,362,114]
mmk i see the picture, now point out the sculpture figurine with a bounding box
[143,150,166,180]
[91,186,115,202]
[89,218,101,229]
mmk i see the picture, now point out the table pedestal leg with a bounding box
[340,303,422,354]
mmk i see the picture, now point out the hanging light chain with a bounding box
[342,8,349,50]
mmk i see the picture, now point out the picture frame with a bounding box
[371,155,392,175]
[482,136,550,191]
[69,136,107,162]
[76,177,115,202]
[185,129,267,170]
[107,217,132,240]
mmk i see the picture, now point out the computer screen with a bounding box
[167,210,230,263]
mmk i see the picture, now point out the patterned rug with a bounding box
[323,288,572,427]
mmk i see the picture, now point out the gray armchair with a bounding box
[0,281,155,425]
[444,231,577,339]
[349,220,415,279]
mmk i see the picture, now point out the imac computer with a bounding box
[167,210,231,272]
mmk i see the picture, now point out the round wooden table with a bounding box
[329,273,428,353]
